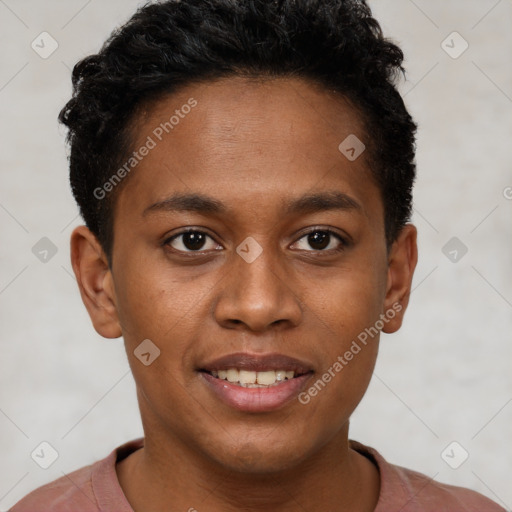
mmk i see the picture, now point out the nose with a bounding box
[213,244,303,332]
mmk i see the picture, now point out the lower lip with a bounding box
[200,372,312,412]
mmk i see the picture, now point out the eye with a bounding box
[292,229,347,252]
[164,229,221,253]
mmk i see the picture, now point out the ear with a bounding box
[382,224,418,334]
[70,225,122,339]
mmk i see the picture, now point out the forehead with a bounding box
[135,76,365,156]
[115,76,379,223]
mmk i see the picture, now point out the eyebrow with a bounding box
[142,191,362,217]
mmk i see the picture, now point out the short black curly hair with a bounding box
[59,0,416,267]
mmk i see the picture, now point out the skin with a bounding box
[71,76,417,512]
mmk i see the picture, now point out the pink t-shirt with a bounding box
[9,437,505,511]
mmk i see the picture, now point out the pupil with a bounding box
[183,232,206,250]
[308,231,329,250]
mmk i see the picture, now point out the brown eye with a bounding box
[307,231,330,250]
[165,230,220,252]
[293,229,346,252]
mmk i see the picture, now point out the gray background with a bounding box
[1,0,511,509]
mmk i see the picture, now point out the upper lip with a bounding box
[200,352,314,375]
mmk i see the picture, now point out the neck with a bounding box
[117,422,380,512]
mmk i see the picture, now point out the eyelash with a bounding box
[162,227,349,255]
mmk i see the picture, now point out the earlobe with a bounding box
[382,224,418,334]
[70,225,122,339]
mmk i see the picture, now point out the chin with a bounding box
[209,438,309,475]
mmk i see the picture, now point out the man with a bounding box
[10,1,505,510]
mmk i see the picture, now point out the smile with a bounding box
[199,353,314,412]
[208,369,296,387]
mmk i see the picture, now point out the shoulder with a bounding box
[350,440,506,512]
[9,463,98,512]
[386,464,506,512]
[9,437,144,512]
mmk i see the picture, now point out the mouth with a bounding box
[205,368,298,388]
[198,353,314,412]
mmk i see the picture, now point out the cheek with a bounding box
[299,283,381,430]
[114,257,191,336]
[301,259,386,397]
[113,258,217,390]
[311,262,387,339]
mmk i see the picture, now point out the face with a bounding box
[72,76,417,474]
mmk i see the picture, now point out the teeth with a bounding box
[257,371,276,385]
[275,370,286,382]
[226,369,239,383]
[239,370,257,384]
[210,368,297,387]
